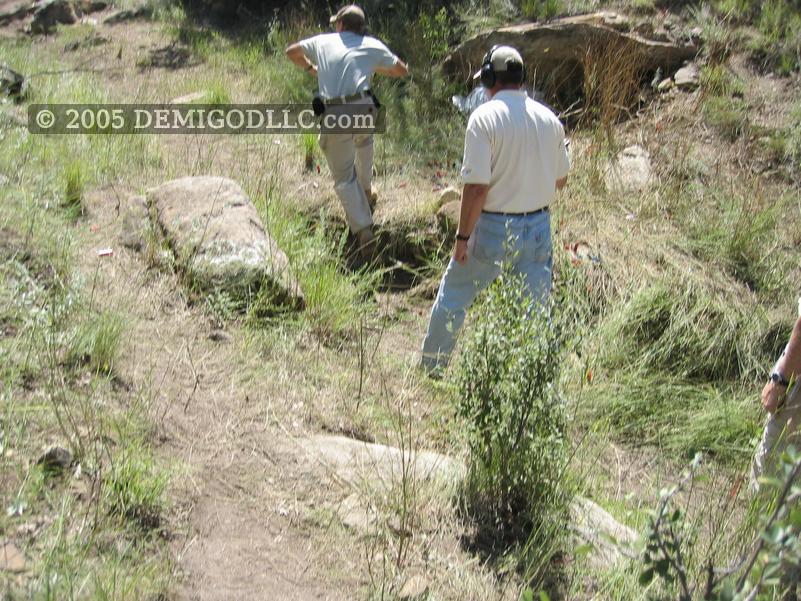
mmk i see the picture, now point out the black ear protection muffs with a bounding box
[479,45,526,88]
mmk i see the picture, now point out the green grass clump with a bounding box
[702,96,749,141]
[105,442,169,530]
[582,375,761,464]
[62,161,85,219]
[700,64,745,97]
[66,310,125,375]
[599,276,769,382]
[521,0,562,20]
[746,0,801,74]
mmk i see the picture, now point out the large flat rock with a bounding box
[147,176,302,305]
[444,13,697,104]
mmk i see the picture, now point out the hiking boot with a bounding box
[365,188,378,212]
[356,225,377,260]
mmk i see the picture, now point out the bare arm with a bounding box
[762,314,801,413]
[285,43,317,76]
[453,183,489,264]
[375,60,409,78]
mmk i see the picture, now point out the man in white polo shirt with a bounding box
[286,5,408,258]
[420,45,570,374]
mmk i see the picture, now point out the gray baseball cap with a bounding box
[330,4,366,25]
[473,45,525,80]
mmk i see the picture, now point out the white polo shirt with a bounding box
[299,32,399,99]
[460,90,570,213]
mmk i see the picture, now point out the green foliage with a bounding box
[301,132,316,171]
[747,0,801,74]
[521,0,561,20]
[639,448,801,599]
[703,96,749,141]
[456,264,569,549]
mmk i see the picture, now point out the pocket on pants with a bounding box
[471,218,507,264]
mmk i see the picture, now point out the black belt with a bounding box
[324,90,374,105]
[482,206,548,217]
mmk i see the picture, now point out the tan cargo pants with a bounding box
[318,131,374,234]
[751,382,801,492]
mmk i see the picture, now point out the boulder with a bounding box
[146,176,303,306]
[30,0,81,34]
[674,63,699,89]
[102,6,149,24]
[443,13,697,107]
[299,434,462,487]
[436,185,460,208]
[436,200,460,234]
[657,77,674,93]
[570,496,638,569]
[119,195,150,252]
[36,446,72,474]
[0,64,27,101]
[75,0,107,12]
[604,144,652,193]
[0,0,34,25]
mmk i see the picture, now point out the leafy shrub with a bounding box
[456,264,569,551]
[640,447,801,599]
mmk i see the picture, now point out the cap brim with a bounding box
[329,15,338,24]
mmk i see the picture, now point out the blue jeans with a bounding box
[421,211,553,372]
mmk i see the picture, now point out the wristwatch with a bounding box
[456,233,470,242]
[771,371,790,387]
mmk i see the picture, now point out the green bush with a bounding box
[456,264,569,551]
[700,64,745,97]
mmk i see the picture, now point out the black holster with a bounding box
[312,95,326,116]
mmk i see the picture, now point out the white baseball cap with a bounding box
[473,45,525,80]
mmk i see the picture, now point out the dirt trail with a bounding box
[79,189,350,600]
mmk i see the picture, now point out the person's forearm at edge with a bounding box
[375,60,409,78]
[285,43,317,76]
[453,184,489,264]
[762,314,801,413]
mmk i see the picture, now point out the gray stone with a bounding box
[146,176,303,306]
[299,434,462,487]
[0,64,27,101]
[443,13,697,99]
[337,493,376,531]
[436,200,460,234]
[570,496,638,569]
[436,185,460,208]
[36,446,72,473]
[0,0,34,25]
[604,144,652,193]
[674,63,699,89]
[75,0,108,13]
[0,541,26,573]
[657,77,674,92]
[102,6,149,24]
[30,0,81,34]
[119,195,150,252]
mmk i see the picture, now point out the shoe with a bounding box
[365,188,378,212]
[356,225,377,260]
